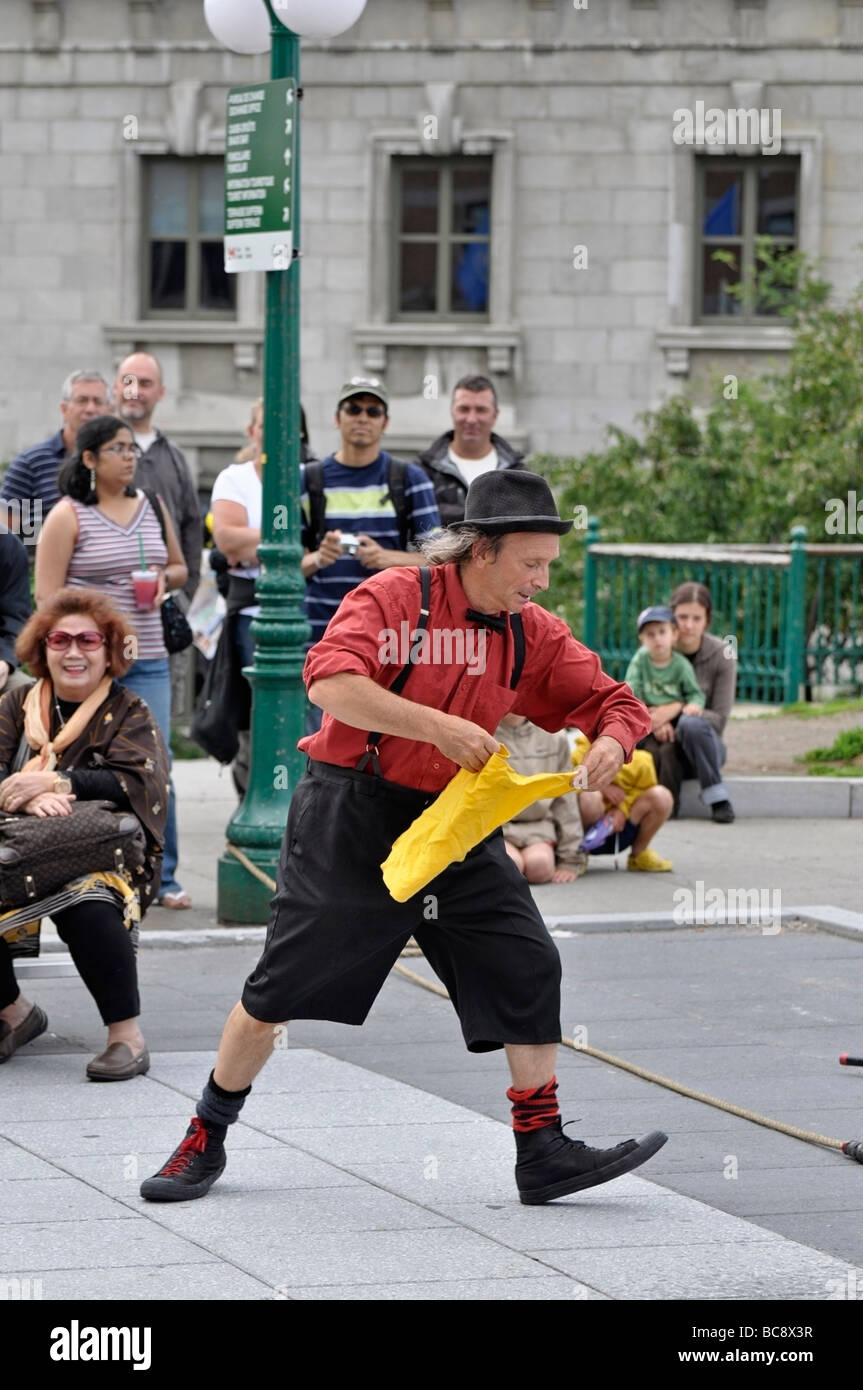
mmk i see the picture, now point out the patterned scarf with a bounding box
[20,676,113,773]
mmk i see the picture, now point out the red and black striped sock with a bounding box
[506,1075,560,1133]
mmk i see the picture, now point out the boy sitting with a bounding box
[625,604,706,725]
[573,735,674,872]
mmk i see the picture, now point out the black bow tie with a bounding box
[466,608,508,634]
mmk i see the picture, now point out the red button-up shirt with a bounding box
[300,564,650,794]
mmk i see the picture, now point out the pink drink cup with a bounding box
[132,569,158,609]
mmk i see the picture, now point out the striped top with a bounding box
[65,493,168,660]
[0,428,66,515]
[300,453,441,646]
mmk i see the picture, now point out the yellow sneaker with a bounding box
[628,848,673,873]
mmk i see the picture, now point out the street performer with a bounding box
[141,471,668,1206]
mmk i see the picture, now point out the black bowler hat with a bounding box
[450,469,573,535]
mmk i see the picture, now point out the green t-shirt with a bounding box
[624,647,706,710]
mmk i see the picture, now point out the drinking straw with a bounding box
[137,533,147,569]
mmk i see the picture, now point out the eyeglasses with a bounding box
[45,630,106,651]
[100,442,142,460]
[342,403,385,418]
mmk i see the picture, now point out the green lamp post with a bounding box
[205,0,369,922]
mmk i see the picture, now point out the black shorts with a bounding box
[241,760,562,1053]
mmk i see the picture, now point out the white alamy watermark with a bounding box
[672,101,782,155]
[825,492,863,535]
[50,1322,151,1371]
[378,623,487,675]
[673,880,781,935]
[0,1276,43,1299]
[2,499,42,545]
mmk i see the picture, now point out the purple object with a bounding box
[578,812,618,854]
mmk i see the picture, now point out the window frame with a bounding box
[141,156,236,321]
[696,155,799,325]
[391,155,492,323]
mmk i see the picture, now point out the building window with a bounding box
[144,158,236,318]
[697,157,799,321]
[393,158,491,319]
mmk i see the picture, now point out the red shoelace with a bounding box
[160,1117,209,1175]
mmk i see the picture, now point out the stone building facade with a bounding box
[0,0,860,495]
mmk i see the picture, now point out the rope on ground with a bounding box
[393,962,851,1156]
[225,842,858,1159]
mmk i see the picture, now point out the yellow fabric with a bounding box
[0,870,141,947]
[571,734,657,820]
[381,745,580,902]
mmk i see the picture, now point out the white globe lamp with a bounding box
[203,0,271,55]
[273,0,367,39]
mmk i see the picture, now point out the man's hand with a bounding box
[316,531,344,569]
[434,715,500,772]
[682,703,704,717]
[356,535,387,570]
[580,735,626,790]
[653,722,675,744]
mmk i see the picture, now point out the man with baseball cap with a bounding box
[141,469,667,1208]
[298,378,440,732]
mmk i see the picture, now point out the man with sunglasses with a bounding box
[299,379,440,729]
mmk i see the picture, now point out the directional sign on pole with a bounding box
[224,77,297,273]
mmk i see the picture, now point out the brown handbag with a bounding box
[0,800,147,911]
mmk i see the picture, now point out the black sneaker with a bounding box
[515,1121,668,1205]
[711,800,735,824]
[140,1117,226,1202]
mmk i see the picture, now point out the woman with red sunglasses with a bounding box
[0,588,169,1078]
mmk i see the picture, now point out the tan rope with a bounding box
[225,844,277,892]
[226,842,850,1155]
[394,964,848,1154]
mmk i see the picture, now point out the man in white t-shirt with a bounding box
[416,373,526,527]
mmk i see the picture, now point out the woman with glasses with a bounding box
[0,589,170,1077]
[34,415,189,900]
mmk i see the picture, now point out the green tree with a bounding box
[533,249,863,633]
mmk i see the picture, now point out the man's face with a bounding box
[115,354,165,424]
[60,379,109,438]
[335,394,389,451]
[451,388,499,454]
[472,532,559,614]
[639,621,676,662]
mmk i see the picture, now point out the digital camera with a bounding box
[340,534,360,556]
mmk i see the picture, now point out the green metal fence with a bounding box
[583,522,863,704]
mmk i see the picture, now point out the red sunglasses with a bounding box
[45,630,106,651]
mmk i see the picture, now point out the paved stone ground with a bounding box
[7,761,863,1318]
[725,707,863,776]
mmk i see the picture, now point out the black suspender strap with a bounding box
[356,567,431,775]
[510,613,525,691]
[354,569,524,775]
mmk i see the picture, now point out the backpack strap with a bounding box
[356,567,431,775]
[385,457,410,551]
[302,460,326,551]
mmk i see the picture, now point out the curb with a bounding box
[681,776,863,819]
[29,908,863,951]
